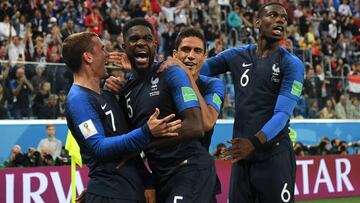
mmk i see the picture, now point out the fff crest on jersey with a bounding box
[271,64,281,83]
[150,76,160,96]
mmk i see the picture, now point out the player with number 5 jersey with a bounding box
[200,2,304,203]
[63,32,181,202]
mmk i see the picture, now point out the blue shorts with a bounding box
[157,165,217,203]
[229,148,296,203]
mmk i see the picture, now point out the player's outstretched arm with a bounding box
[144,107,203,149]
[66,94,180,161]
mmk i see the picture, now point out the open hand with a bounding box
[147,108,181,137]
[107,52,131,70]
[157,57,184,73]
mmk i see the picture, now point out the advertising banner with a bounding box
[1,155,359,203]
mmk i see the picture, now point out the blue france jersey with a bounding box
[65,84,150,200]
[201,45,304,159]
[121,64,214,177]
[197,75,225,150]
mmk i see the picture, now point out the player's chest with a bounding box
[231,57,282,91]
[124,77,170,115]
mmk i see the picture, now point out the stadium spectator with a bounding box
[85,6,103,36]
[335,94,351,118]
[161,21,177,58]
[303,67,322,108]
[31,65,48,94]
[39,94,60,119]
[60,19,75,41]
[6,144,27,167]
[0,83,9,119]
[32,81,51,118]
[213,143,226,160]
[319,99,337,119]
[0,14,16,42]
[330,138,341,154]
[57,90,66,119]
[349,97,360,119]
[9,66,33,119]
[37,124,62,160]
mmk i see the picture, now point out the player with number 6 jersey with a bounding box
[201,2,304,203]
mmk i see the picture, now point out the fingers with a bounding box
[149,108,160,120]
[104,76,123,93]
[227,138,240,144]
[159,113,176,123]
[108,52,131,69]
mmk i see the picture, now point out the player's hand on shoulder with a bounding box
[107,52,131,70]
[221,138,255,163]
[144,189,156,203]
[147,108,182,137]
[157,57,186,73]
[104,76,123,93]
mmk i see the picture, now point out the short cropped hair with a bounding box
[46,124,55,129]
[122,18,154,39]
[62,32,97,72]
[257,2,285,19]
[175,28,207,53]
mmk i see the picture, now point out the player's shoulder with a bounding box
[66,85,97,109]
[220,44,255,56]
[280,47,304,67]
[198,75,224,86]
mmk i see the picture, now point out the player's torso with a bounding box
[121,68,213,177]
[66,86,146,199]
[228,45,284,138]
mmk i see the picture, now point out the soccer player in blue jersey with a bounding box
[62,32,182,203]
[109,18,217,203]
[106,27,225,203]
[159,28,226,202]
[200,2,304,203]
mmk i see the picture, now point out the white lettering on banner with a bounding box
[51,171,85,203]
[296,157,354,196]
[296,159,314,195]
[23,172,48,203]
[314,159,334,194]
[6,174,14,203]
[335,159,354,192]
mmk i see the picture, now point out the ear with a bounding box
[83,52,93,63]
[172,49,177,58]
[255,19,260,29]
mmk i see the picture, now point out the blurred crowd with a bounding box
[293,137,360,156]
[1,124,71,168]
[0,0,359,119]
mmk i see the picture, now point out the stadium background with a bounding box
[0,0,359,202]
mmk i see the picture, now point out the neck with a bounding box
[256,37,280,58]
[73,67,101,94]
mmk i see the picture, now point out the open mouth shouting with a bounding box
[134,49,150,68]
[272,25,284,36]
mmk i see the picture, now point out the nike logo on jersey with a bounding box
[101,104,107,110]
[242,62,252,67]
[125,91,132,98]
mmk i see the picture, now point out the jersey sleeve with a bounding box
[202,77,225,114]
[66,91,151,160]
[261,53,304,141]
[200,49,233,76]
[163,66,200,113]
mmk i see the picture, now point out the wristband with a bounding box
[249,135,262,149]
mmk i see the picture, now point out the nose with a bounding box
[187,49,196,60]
[104,49,109,58]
